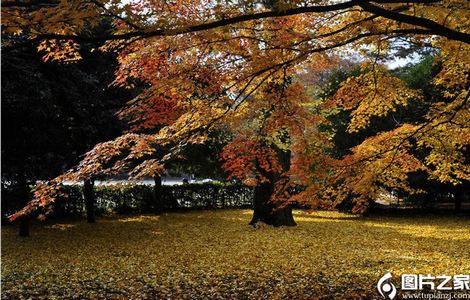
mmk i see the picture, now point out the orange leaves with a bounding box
[9,133,167,221]
[3,0,469,220]
[2,0,99,43]
[129,159,165,179]
[9,178,66,222]
[72,133,162,180]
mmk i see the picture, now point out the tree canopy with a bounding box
[2,0,469,220]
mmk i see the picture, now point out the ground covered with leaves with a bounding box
[2,210,470,299]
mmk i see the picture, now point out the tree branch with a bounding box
[26,0,468,44]
[359,1,470,44]
[1,0,57,8]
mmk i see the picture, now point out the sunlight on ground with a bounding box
[2,210,469,299]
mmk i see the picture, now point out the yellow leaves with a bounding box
[2,0,98,51]
[38,40,82,62]
[329,124,429,209]
[416,102,470,184]
[434,42,470,97]
[2,210,470,298]
[425,150,469,184]
[332,67,422,133]
[319,50,468,210]
[273,0,297,12]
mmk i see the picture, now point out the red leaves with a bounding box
[220,137,283,185]
[119,93,183,132]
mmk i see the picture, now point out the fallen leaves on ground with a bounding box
[2,210,470,299]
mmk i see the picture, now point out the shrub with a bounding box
[1,182,254,221]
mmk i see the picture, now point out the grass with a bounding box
[2,210,470,299]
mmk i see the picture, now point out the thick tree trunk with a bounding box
[249,146,296,227]
[249,181,296,227]
[153,175,163,214]
[84,179,95,223]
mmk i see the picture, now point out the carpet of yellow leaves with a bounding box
[2,210,470,299]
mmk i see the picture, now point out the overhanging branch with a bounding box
[359,1,470,44]
[21,0,469,44]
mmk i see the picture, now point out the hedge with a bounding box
[2,182,254,221]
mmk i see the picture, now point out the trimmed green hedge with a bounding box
[50,182,253,218]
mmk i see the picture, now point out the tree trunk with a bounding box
[84,179,95,223]
[154,175,163,214]
[19,216,30,237]
[221,188,226,208]
[17,169,30,237]
[454,184,467,214]
[249,146,296,227]
[455,192,462,213]
[249,181,296,227]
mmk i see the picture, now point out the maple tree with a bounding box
[316,56,469,211]
[2,0,469,225]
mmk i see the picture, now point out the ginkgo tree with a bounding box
[2,0,469,227]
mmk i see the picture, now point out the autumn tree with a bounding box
[2,0,469,225]
[393,56,469,211]
[312,56,466,210]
